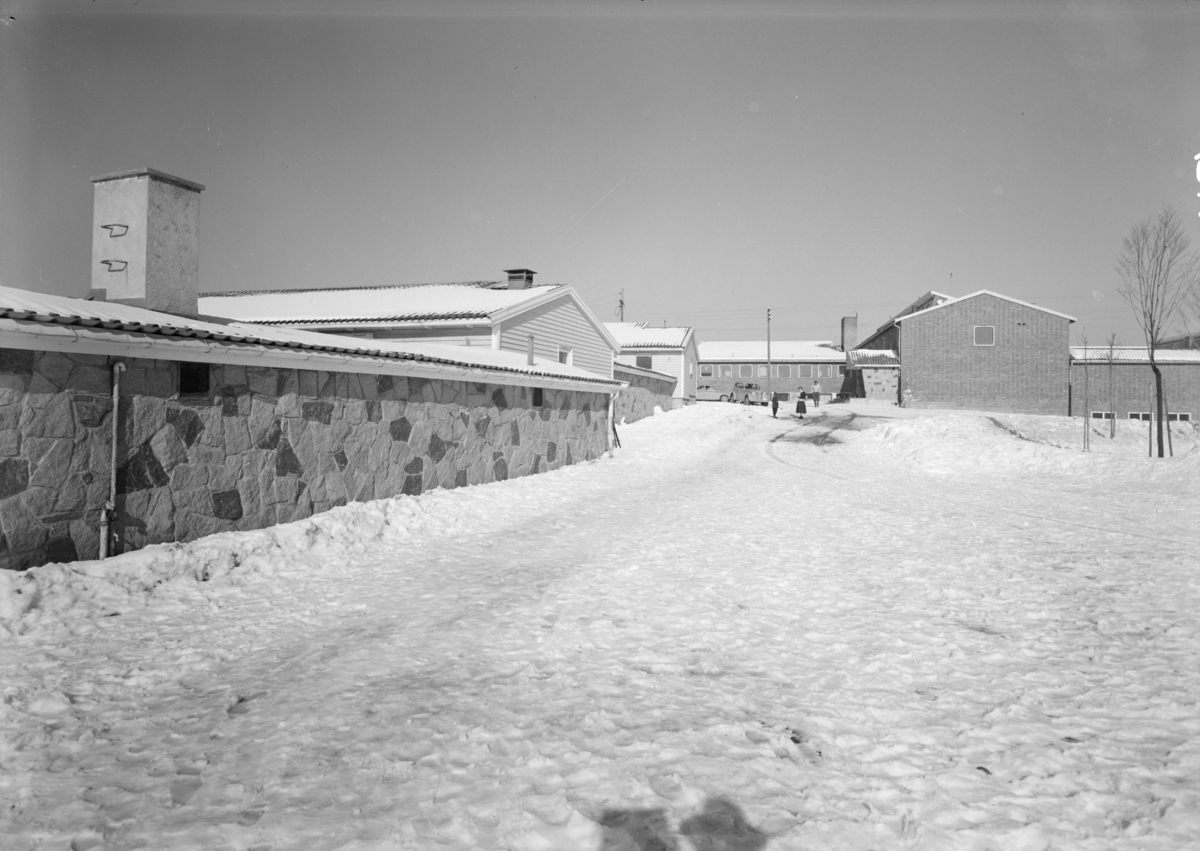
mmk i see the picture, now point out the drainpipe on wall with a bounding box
[99,361,125,559]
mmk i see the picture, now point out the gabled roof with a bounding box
[854,291,953,350]
[697,341,845,362]
[199,281,563,326]
[0,285,620,387]
[894,290,1076,323]
[605,321,694,350]
[1070,346,1200,365]
[847,349,900,368]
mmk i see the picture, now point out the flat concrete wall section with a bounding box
[0,348,609,570]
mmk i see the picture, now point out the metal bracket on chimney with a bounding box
[101,224,129,237]
[101,260,128,272]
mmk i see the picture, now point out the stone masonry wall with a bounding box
[0,347,610,570]
[613,365,676,425]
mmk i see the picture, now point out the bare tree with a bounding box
[1116,206,1199,457]
[1102,332,1119,438]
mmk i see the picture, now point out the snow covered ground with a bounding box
[1,402,1198,851]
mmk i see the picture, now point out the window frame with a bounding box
[700,364,713,377]
[177,362,211,398]
[973,325,996,346]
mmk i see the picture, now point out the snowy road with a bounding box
[2,404,1199,850]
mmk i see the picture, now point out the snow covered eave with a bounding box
[0,319,623,395]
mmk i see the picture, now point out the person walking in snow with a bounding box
[770,392,779,418]
[811,380,822,407]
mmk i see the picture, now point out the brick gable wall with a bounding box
[899,294,1070,414]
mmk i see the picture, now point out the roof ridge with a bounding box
[202,281,503,297]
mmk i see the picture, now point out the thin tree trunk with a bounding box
[1152,362,1165,458]
[1163,382,1174,457]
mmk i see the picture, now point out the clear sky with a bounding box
[2,0,1198,346]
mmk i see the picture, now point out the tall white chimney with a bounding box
[90,168,204,317]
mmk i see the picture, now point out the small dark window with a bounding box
[701,364,713,377]
[532,387,543,407]
[179,362,210,396]
[636,355,652,369]
[974,326,995,346]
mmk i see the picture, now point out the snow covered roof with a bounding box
[895,290,1076,324]
[1070,346,1200,365]
[1158,331,1200,348]
[697,341,845,362]
[199,281,565,326]
[0,285,620,388]
[604,322,693,350]
[847,349,900,368]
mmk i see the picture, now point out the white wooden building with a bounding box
[605,322,699,408]
[201,269,620,380]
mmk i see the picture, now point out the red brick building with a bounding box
[854,290,1075,414]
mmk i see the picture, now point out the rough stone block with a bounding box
[247,367,275,397]
[275,438,305,478]
[211,489,243,521]
[145,364,174,399]
[68,363,111,396]
[0,429,18,457]
[170,463,208,491]
[28,439,76,488]
[224,418,253,456]
[121,395,165,449]
[0,496,47,552]
[117,443,170,493]
[302,400,333,425]
[0,458,31,496]
[25,393,76,439]
[167,406,205,447]
[72,394,112,429]
[0,349,35,375]
[150,425,188,473]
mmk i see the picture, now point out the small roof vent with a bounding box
[504,268,536,290]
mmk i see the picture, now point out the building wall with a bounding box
[697,361,846,403]
[1069,361,1200,421]
[899,295,1071,414]
[681,336,698,403]
[857,325,899,352]
[498,297,614,379]
[846,367,899,405]
[0,347,609,571]
[617,351,687,406]
[612,364,676,424]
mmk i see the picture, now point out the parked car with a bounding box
[696,384,724,402]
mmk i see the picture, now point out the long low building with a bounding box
[0,285,620,571]
[1069,346,1200,423]
[697,340,848,404]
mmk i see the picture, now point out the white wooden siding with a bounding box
[497,296,614,379]
[616,350,695,401]
[682,337,698,400]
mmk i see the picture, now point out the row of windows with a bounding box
[700,363,844,379]
[1091,411,1192,422]
[1089,410,1190,422]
